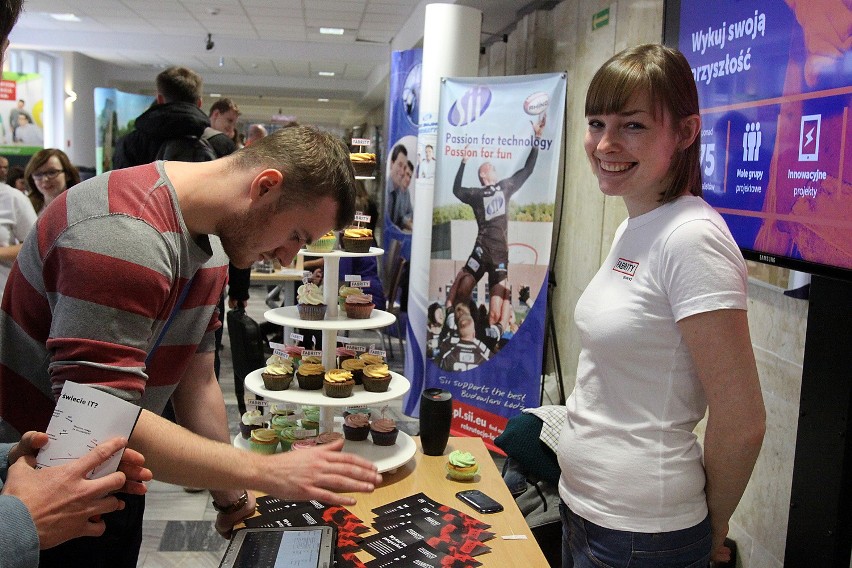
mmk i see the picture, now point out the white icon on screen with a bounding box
[742,122,762,162]
[798,114,821,162]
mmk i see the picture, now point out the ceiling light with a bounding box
[318,71,335,77]
[210,93,221,98]
[319,27,344,35]
[49,13,81,22]
[317,98,329,102]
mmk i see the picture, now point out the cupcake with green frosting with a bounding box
[278,426,313,452]
[301,406,320,433]
[446,450,480,481]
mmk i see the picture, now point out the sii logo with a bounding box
[448,86,492,127]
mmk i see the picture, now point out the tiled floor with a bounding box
[136,285,423,567]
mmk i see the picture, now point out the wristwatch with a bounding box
[212,490,249,515]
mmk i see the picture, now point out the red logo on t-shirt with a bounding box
[613,257,639,277]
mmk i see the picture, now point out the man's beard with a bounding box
[216,204,274,269]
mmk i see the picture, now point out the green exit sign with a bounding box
[592,7,610,30]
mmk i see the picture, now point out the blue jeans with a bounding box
[560,502,711,568]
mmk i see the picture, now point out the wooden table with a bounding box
[249,267,305,285]
[341,436,548,567]
[238,437,548,566]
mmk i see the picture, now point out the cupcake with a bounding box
[261,354,294,391]
[297,282,327,320]
[343,413,370,441]
[316,431,344,445]
[336,346,356,366]
[301,354,322,365]
[270,413,298,435]
[239,409,265,439]
[284,344,304,365]
[344,292,375,319]
[305,231,337,253]
[370,416,399,446]
[341,227,373,253]
[301,406,320,433]
[248,428,279,455]
[338,285,362,311]
[359,352,384,366]
[323,368,354,398]
[270,404,297,417]
[340,358,366,385]
[296,362,325,390]
[362,363,392,393]
[278,426,312,452]
[342,406,372,419]
[446,450,480,481]
[290,438,318,451]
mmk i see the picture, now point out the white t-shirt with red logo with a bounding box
[557,195,747,533]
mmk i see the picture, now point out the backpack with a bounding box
[155,126,219,162]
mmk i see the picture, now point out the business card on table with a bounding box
[36,381,141,479]
[364,542,478,568]
[372,493,491,530]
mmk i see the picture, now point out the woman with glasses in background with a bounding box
[24,149,80,215]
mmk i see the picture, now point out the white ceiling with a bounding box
[9,0,553,128]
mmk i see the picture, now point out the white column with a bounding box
[405,4,481,410]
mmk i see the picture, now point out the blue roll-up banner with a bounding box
[384,49,422,262]
[403,73,566,450]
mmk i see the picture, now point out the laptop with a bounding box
[218,526,336,568]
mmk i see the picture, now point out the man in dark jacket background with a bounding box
[112,66,235,169]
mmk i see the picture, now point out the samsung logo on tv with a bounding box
[759,254,776,264]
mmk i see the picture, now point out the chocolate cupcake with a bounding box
[323,368,354,398]
[239,409,265,439]
[343,412,370,441]
[340,358,366,385]
[344,292,375,319]
[362,363,391,393]
[369,416,399,446]
[297,282,326,320]
[341,227,373,253]
[296,362,325,390]
[260,354,294,391]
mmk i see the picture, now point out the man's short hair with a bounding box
[232,125,356,229]
[156,66,203,103]
[391,143,408,163]
[0,0,23,44]
[209,97,240,117]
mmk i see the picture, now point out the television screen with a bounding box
[664,0,852,281]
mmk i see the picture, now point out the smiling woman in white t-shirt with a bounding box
[557,44,766,568]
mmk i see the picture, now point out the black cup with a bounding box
[419,388,453,456]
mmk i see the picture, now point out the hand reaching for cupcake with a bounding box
[260,439,382,506]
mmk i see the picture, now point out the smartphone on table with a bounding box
[456,489,504,514]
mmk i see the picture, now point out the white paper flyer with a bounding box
[36,381,142,479]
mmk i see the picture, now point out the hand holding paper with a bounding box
[3,436,152,549]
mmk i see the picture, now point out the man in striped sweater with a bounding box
[0,125,381,567]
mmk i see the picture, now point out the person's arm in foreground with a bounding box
[0,434,151,565]
[679,309,765,564]
[131,352,382,535]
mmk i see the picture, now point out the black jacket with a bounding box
[112,101,235,169]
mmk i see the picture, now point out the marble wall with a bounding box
[481,1,810,566]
